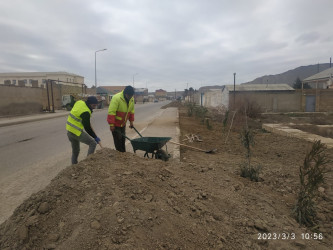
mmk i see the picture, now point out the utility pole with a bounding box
[233,73,236,108]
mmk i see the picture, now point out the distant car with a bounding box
[154,99,159,103]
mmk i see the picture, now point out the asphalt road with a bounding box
[0,101,173,224]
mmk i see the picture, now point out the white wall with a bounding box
[202,89,224,108]
[221,89,229,108]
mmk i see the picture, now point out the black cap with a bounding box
[123,85,134,97]
[86,96,98,105]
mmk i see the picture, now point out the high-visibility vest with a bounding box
[107,91,135,127]
[66,100,91,136]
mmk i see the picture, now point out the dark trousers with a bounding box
[112,126,126,152]
[67,131,97,164]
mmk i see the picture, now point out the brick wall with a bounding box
[0,84,96,116]
[0,85,43,116]
[319,89,333,111]
[228,91,300,112]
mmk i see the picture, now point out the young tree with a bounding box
[183,89,188,100]
[293,77,302,89]
[293,77,311,89]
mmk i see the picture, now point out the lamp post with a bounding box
[132,73,138,87]
[95,48,107,88]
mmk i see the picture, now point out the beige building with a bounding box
[301,68,333,111]
[0,72,84,88]
[155,89,167,100]
[302,67,333,89]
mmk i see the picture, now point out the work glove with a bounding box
[95,137,101,143]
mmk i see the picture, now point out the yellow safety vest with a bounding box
[66,100,91,136]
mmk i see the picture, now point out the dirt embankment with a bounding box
[0,104,332,250]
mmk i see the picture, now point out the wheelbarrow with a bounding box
[122,127,172,161]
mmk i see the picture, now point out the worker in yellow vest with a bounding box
[107,86,135,152]
[66,96,102,164]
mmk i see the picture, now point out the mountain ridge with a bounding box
[243,63,331,86]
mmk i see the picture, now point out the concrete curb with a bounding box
[263,123,333,148]
[0,113,68,127]
[0,109,105,128]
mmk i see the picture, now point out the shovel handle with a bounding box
[169,140,207,152]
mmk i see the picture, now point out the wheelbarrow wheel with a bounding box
[155,149,170,161]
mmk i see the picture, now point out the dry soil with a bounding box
[0,103,332,250]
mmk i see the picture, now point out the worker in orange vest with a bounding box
[107,86,135,152]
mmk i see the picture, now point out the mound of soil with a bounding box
[1,106,332,249]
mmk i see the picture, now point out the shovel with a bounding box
[169,141,217,154]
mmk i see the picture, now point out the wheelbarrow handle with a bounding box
[116,130,132,141]
[122,133,132,141]
[132,126,143,138]
[118,126,142,140]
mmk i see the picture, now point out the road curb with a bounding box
[0,109,105,128]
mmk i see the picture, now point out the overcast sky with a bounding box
[0,0,332,91]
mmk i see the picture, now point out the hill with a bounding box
[243,63,331,86]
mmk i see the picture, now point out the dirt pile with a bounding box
[1,106,332,250]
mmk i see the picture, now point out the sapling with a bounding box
[294,140,330,227]
[239,127,262,181]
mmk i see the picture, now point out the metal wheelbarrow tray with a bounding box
[123,127,171,160]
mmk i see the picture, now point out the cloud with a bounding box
[296,32,320,45]
[0,0,332,91]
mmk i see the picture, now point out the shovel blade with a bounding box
[205,149,217,154]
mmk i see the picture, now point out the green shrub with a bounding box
[186,103,195,117]
[240,162,262,182]
[294,140,330,227]
[194,106,208,120]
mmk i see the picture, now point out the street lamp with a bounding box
[95,48,107,88]
[132,73,138,87]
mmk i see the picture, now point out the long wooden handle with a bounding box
[169,140,207,152]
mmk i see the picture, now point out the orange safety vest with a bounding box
[107,91,135,127]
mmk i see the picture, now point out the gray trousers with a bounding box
[67,131,97,164]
